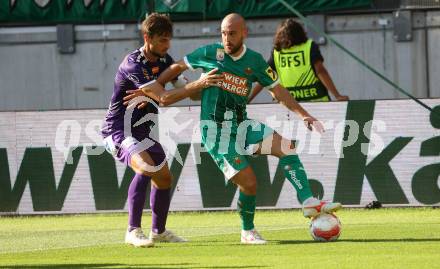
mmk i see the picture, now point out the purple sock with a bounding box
[127,174,151,229]
[150,186,171,234]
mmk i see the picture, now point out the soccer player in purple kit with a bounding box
[101,13,223,247]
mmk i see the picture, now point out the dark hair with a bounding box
[273,18,308,51]
[141,13,173,37]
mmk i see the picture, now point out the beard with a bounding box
[225,41,243,55]
[150,49,165,58]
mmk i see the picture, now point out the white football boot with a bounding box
[149,230,187,243]
[302,197,342,218]
[241,229,267,245]
[125,228,154,247]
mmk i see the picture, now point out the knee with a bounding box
[131,158,157,176]
[239,177,257,194]
[151,173,173,189]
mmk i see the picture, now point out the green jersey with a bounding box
[184,43,277,179]
[184,43,279,123]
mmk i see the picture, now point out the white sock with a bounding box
[303,197,319,206]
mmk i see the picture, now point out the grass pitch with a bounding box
[0,208,439,269]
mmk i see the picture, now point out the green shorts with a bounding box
[201,119,274,179]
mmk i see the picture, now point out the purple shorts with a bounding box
[103,132,166,168]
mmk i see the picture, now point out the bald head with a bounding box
[221,13,247,56]
[221,13,246,30]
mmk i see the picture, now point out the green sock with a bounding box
[237,191,256,231]
[279,155,313,203]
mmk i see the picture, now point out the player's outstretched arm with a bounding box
[270,84,324,133]
[123,68,222,107]
[157,59,189,85]
[160,68,222,105]
[248,83,264,103]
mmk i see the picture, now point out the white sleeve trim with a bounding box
[264,79,280,90]
[222,158,241,180]
[183,56,195,71]
[138,79,157,89]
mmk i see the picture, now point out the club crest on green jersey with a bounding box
[216,48,225,61]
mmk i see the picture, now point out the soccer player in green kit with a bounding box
[124,13,342,244]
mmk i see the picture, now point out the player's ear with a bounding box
[143,33,149,43]
[243,26,248,38]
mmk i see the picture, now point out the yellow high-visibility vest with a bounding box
[273,39,330,101]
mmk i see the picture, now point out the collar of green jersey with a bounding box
[226,44,247,61]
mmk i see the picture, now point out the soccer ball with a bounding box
[309,213,341,242]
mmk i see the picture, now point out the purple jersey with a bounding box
[101,47,174,142]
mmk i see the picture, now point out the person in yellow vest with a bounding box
[249,18,349,102]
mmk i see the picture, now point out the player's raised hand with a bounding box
[196,68,224,89]
[123,81,165,108]
[123,89,147,108]
[303,116,325,133]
